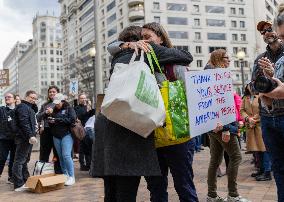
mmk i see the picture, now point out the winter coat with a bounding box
[0,106,15,140]
[240,95,266,152]
[48,105,76,139]
[15,100,37,141]
[234,93,243,122]
[74,104,95,126]
[37,101,55,128]
[90,114,161,177]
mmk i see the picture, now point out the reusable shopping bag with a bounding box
[146,48,190,148]
[101,51,166,138]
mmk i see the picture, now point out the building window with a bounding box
[233,47,238,54]
[236,74,240,80]
[120,22,123,29]
[241,47,247,54]
[207,33,226,40]
[107,13,116,25]
[230,7,236,15]
[195,32,201,40]
[153,2,160,10]
[208,47,226,53]
[231,20,237,28]
[197,60,203,68]
[107,1,116,12]
[232,34,238,41]
[50,58,54,62]
[239,8,244,15]
[168,17,188,25]
[194,18,200,26]
[193,5,199,12]
[196,46,202,54]
[240,21,245,28]
[205,6,225,14]
[174,46,189,51]
[154,16,160,23]
[240,34,246,41]
[108,26,117,37]
[168,31,188,39]
[50,50,54,55]
[167,3,187,11]
[206,19,225,27]
[119,8,123,16]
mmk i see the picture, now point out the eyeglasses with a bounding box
[29,95,38,101]
[260,27,273,35]
[5,96,13,99]
[222,57,230,59]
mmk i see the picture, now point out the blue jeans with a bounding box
[53,134,74,177]
[145,139,198,202]
[194,136,201,151]
[262,152,272,172]
[261,115,284,202]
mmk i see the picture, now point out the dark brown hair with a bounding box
[118,26,142,42]
[208,49,227,68]
[47,85,60,101]
[142,22,173,48]
[25,90,37,97]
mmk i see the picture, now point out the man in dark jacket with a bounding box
[13,90,38,191]
[252,21,284,199]
[0,93,17,184]
[74,93,95,171]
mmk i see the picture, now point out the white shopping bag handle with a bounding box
[129,50,145,64]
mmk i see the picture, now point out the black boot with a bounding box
[251,169,263,177]
[255,171,272,181]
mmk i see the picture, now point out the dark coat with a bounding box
[74,104,95,126]
[90,114,161,176]
[48,105,76,139]
[0,106,14,140]
[15,100,37,141]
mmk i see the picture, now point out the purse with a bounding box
[70,119,86,140]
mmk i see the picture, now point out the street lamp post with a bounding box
[237,50,246,95]
[89,44,96,103]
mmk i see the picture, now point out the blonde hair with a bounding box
[208,49,227,68]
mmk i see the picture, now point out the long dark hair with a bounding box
[142,22,173,48]
[118,26,142,42]
[47,85,60,102]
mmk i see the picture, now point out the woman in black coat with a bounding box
[90,26,192,202]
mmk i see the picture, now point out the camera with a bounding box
[253,73,277,93]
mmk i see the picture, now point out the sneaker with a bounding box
[251,170,263,177]
[226,195,251,202]
[6,177,14,184]
[207,195,225,202]
[14,184,29,192]
[255,172,272,181]
[65,176,75,186]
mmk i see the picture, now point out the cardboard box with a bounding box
[26,174,66,193]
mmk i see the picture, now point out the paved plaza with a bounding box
[0,147,277,202]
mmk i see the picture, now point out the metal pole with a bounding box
[240,59,245,95]
[92,56,96,103]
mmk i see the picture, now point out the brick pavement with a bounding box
[0,147,277,202]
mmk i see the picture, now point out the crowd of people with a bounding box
[0,5,284,202]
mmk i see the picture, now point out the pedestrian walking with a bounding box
[13,90,38,191]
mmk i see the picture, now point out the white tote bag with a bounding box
[32,161,54,176]
[101,51,166,138]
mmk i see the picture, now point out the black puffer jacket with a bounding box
[110,42,193,75]
[15,100,37,141]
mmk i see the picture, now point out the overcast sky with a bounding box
[0,0,60,67]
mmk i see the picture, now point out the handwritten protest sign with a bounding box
[185,68,236,137]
